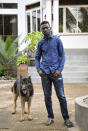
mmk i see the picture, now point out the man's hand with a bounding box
[38,70,47,78]
[53,70,61,78]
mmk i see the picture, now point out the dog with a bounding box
[11,76,34,121]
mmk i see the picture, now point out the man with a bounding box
[35,21,73,127]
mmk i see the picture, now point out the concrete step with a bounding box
[63,77,88,83]
[64,66,88,71]
[65,49,88,55]
[28,66,88,72]
[28,48,88,83]
[63,71,88,77]
[28,67,88,83]
[29,76,88,83]
[65,62,88,66]
[66,55,88,61]
[28,67,88,74]
[29,71,88,78]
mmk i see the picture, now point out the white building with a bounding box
[0,0,88,82]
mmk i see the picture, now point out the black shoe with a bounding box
[64,119,74,128]
[45,118,54,126]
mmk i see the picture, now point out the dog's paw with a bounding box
[28,116,33,121]
[20,119,24,122]
[12,112,16,115]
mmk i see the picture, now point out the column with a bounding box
[53,0,59,35]
[46,0,52,27]
[18,0,26,49]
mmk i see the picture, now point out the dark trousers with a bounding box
[41,74,69,120]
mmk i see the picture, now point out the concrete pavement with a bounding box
[0,81,88,131]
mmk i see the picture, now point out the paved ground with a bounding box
[0,81,88,131]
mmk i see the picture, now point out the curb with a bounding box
[0,80,15,83]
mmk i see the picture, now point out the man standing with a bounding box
[35,21,73,127]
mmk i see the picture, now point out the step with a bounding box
[65,62,88,66]
[65,49,88,55]
[66,55,88,60]
[63,77,88,83]
[63,71,88,77]
[30,76,88,83]
[64,66,88,71]
[28,66,88,83]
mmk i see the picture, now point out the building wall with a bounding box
[18,0,26,47]
[0,0,88,49]
[60,35,88,49]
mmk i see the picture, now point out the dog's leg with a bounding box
[12,93,18,114]
[28,98,33,120]
[20,97,25,121]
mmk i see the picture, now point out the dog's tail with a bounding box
[11,81,17,93]
[11,87,13,92]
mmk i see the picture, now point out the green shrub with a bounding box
[16,56,30,66]
[25,31,43,52]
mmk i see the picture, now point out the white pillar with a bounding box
[46,0,52,27]
[18,0,26,48]
[40,0,46,22]
[53,0,59,35]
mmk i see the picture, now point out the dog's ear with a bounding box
[28,76,31,80]
[20,76,23,83]
[20,75,23,79]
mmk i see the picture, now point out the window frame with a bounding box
[59,5,88,35]
[0,14,18,40]
[26,7,40,33]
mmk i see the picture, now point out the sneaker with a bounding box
[45,118,54,126]
[64,119,74,128]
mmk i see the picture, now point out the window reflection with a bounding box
[59,6,88,33]
[66,7,77,33]
[27,13,30,33]
[4,15,17,35]
[0,3,2,8]
[37,10,40,31]
[78,7,88,32]
[0,15,18,40]
[0,3,17,9]
[0,15,3,35]
[59,8,63,32]
[3,3,17,9]
[32,11,36,31]
[27,9,40,32]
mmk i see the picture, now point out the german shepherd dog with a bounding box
[11,76,34,121]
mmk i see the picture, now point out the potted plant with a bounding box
[16,53,30,78]
[25,31,43,66]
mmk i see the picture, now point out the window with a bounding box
[66,7,77,33]
[59,8,63,32]
[0,3,2,8]
[0,15,18,40]
[37,10,40,31]
[78,7,88,33]
[32,11,36,31]
[59,6,88,33]
[0,15,3,35]
[0,3,17,9]
[59,0,88,5]
[27,8,40,33]
[27,13,30,33]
